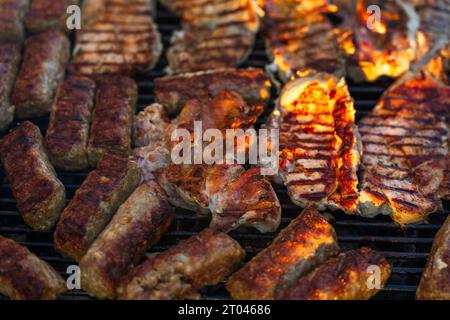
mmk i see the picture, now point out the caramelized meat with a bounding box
[80,182,174,299]
[54,153,140,261]
[0,0,29,43]
[117,228,245,300]
[226,207,339,300]
[278,247,391,300]
[0,121,66,231]
[266,72,360,214]
[0,43,20,133]
[0,236,66,300]
[44,76,96,171]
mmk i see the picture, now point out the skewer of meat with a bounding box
[80,181,174,299]
[164,0,260,73]
[0,235,66,300]
[226,207,339,300]
[265,72,361,214]
[416,215,450,300]
[358,65,449,224]
[87,76,137,167]
[69,0,162,76]
[0,0,29,44]
[54,152,140,261]
[154,68,271,115]
[0,43,20,133]
[44,76,96,171]
[262,0,345,82]
[11,30,70,119]
[25,0,80,34]
[117,228,245,300]
[0,121,66,231]
[277,247,391,300]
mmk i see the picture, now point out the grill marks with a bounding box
[267,73,360,213]
[359,74,450,224]
[166,0,259,73]
[69,0,162,76]
[262,0,344,82]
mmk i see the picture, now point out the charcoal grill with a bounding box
[0,4,448,300]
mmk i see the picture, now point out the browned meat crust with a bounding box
[44,76,96,171]
[11,31,70,119]
[0,0,29,44]
[358,72,449,224]
[263,0,345,82]
[117,228,245,300]
[87,76,137,167]
[165,0,259,73]
[69,0,162,76]
[154,68,271,115]
[267,73,360,214]
[278,247,391,300]
[80,181,174,299]
[0,43,20,133]
[0,121,66,231]
[416,215,450,300]
[0,236,66,300]
[226,207,339,300]
[25,0,80,34]
[54,152,140,261]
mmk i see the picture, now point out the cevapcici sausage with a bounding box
[0,43,21,133]
[11,30,70,119]
[54,152,140,261]
[277,247,391,300]
[0,235,66,300]
[117,228,245,300]
[0,121,66,231]
[416,215,450,300]
[44,76,96,171]
[0,0,29,44]
[226,207,339,300]
[80,181,174,299]
[87,76,137,167]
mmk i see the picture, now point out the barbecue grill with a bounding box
[0,4,448,300]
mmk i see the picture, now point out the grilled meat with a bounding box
[166,0,260,73]
[159,164,281,232]
[277,247,391,300]
[44,76,96,171]
[25,0,80,34]
[0,44,20,133]
[117,228,245,300]
[339,0,417,82]
[0,0,29,44]
[0,121,66,231]
[87,76,137,167]
[416,215,450,300]
[80,182,174,299]
[154,68,271,115]
[358,71,449,224]
[0,235,66,300]
[54,152,140,261]
[226,207,339,300]
[266,72,360,214]
[11,31,70,119]
[263,0,345,82]
[69,0,162,76]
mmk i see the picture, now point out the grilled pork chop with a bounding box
[263,0,345,82]
[266,72,360,214]
[165,0,260,73]
[69,0,162,76]
[358,68,449,224]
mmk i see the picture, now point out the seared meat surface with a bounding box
[0,0,29,44]
[117,228,245,300]
[266,72,360,214]
[226,207,339,300]
[0,43,20,133]
[278,247,391,300]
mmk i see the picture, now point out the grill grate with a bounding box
[0,5,448,300]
